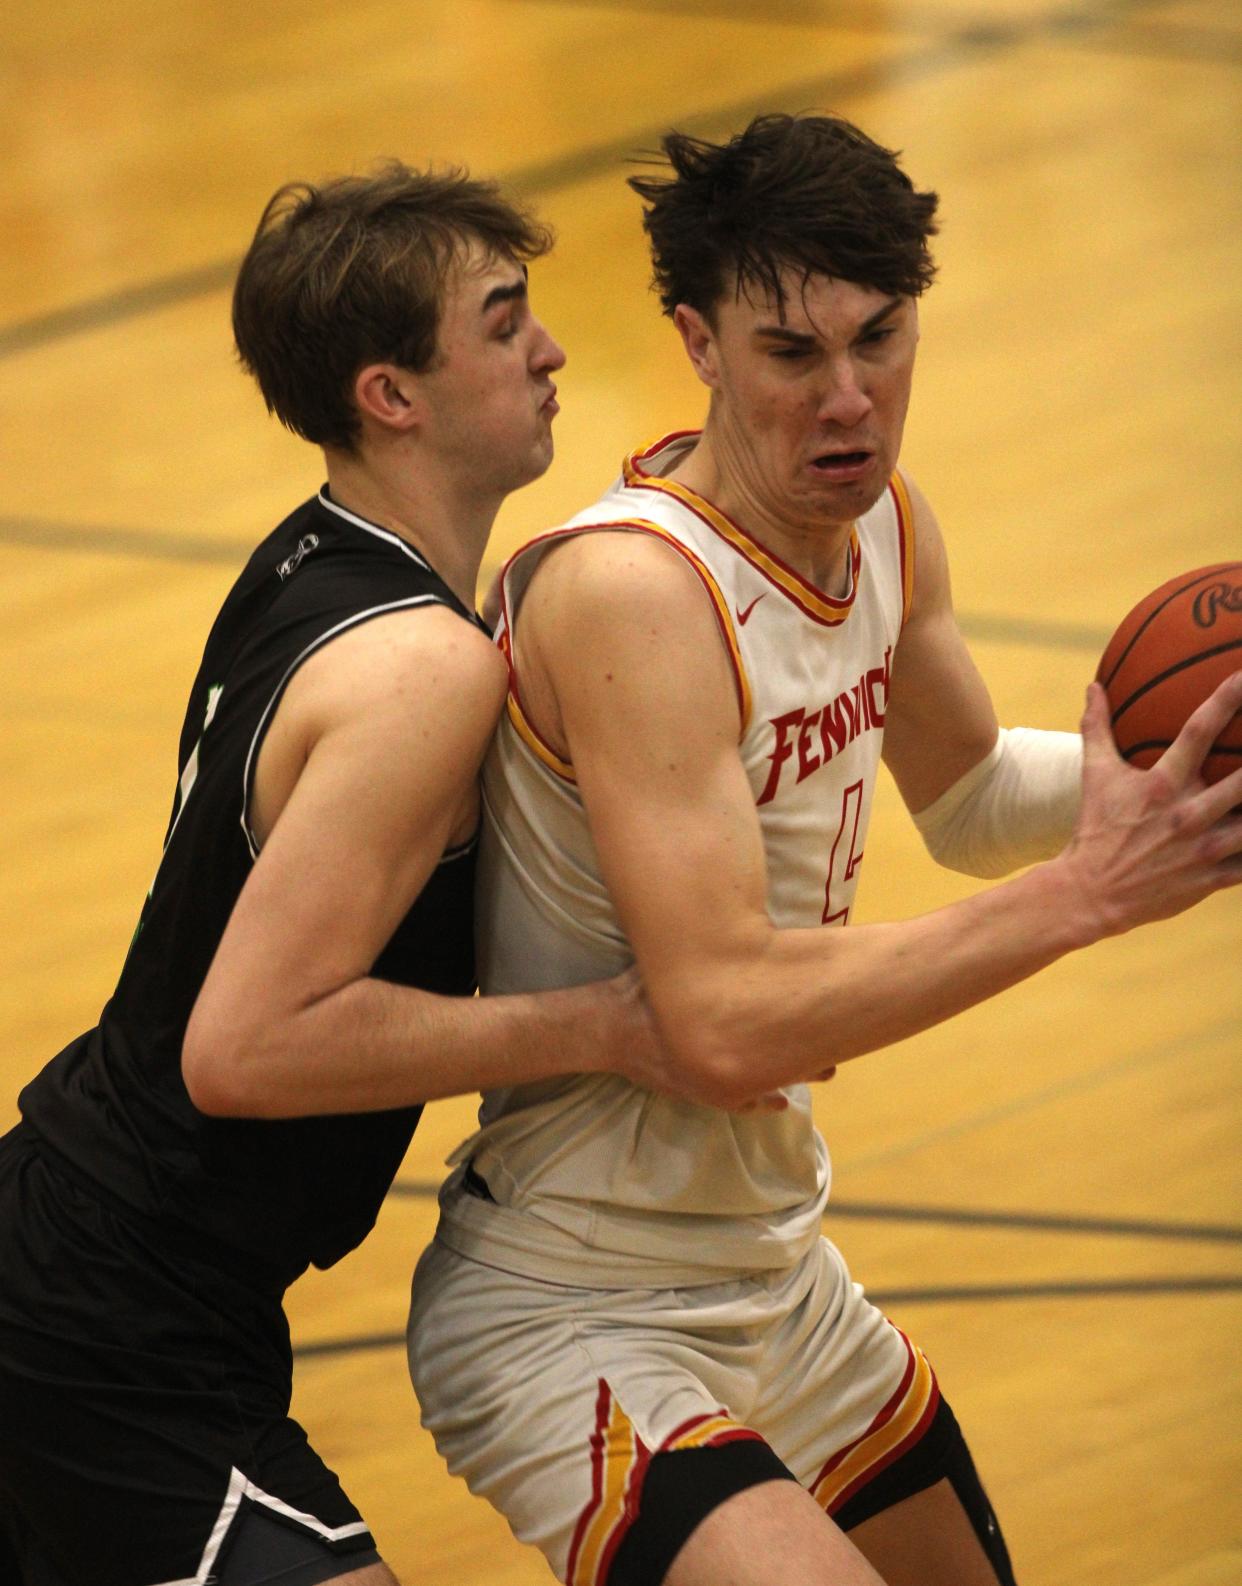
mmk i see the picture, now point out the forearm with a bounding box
[675,855,1093,1098]
[670,672,1242,1104]
[184,974,623,1119]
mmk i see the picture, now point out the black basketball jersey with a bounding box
[19,489,480,1289]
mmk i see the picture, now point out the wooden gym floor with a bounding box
[1,1,1239,1581]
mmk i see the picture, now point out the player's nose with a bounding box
[531,319,566,373]
[817,359,872,427]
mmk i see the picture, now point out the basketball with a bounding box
[1097,563,1242,784]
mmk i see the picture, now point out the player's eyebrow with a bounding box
[754,323,817,349]
[857,296,904,333]
[754,295,904,346]
[481,269,529,315]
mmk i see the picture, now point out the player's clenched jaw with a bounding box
[419,244,566,495]
[674,268,918,573]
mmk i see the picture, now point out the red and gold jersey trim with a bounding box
[623,438,863,629]
[889,469,916,625]
[505,691,574,781]
[809,1328,940,1515]
[499,519,753,784]
[566,1382,764,1586]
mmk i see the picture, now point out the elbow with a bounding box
[656,1009,773,1112]
[181,1032,244,1117]
[182,1006,277,1118]
[647,946,811,1109]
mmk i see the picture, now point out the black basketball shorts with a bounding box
[0,1129,382,1586]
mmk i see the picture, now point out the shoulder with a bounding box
[248,600,501,849]
[287,601,505,740]
[522,524,718,630]
[518,525,741,743]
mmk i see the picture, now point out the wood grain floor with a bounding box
[1,2,1239,1582]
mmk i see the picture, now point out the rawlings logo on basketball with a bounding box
[1192,581,1242,629]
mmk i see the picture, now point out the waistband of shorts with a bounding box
[434,1163,821,1289]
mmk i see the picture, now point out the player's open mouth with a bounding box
[811,451,871,475]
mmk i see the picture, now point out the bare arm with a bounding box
[880,475,1000,813]
[182,606,652,1119]
[520,530,1242,1108]
[883,478,1082,874]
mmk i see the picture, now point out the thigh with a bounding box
[662,1478,884,1586]
[849,1478,1008,1586]
[0,1137,382,1586]
[409,1239,783,1585]
[840,1399,1016,1586]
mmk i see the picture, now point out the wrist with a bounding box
[541,980,614,1077]
[1026,850,1111,953]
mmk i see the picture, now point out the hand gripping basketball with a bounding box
[1064,672,1242,940]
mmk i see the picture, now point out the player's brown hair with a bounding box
[233,161,553,452]
[628,113,938,320]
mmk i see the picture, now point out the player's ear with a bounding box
[673,304,720,389]
[353,363,427,435]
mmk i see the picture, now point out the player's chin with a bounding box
[524,434,556,482]
[804,469,885,519]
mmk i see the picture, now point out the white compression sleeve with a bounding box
[911,727,1083,879]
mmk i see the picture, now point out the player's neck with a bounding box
[669,428,856,597]
[324,445,495,610]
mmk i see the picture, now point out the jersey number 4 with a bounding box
[822,780,865,926]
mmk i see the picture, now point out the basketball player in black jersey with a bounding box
[0,164,694,1586]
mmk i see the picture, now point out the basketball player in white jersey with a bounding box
[406,116,1242,1586]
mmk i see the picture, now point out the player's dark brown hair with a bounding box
[232,161,553,452]
[628,113,939,320]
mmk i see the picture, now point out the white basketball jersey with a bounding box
[438,432,914,1284]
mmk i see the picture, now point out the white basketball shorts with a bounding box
[407,1233,939,1585]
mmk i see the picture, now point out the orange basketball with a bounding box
[1097,563,1242,784]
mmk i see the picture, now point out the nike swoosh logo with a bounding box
[736,594,766,626]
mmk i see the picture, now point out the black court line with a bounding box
[292,1272,1242,1359]
[0,259,239,360]
[295,1331,409,1361]
[387,1180,1242,1246]
[870,1275,1242,1303]
[506,0,929,25]
[509,0,1158,32]
[823,1200,1242,1245]
[0,513,1116,654]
